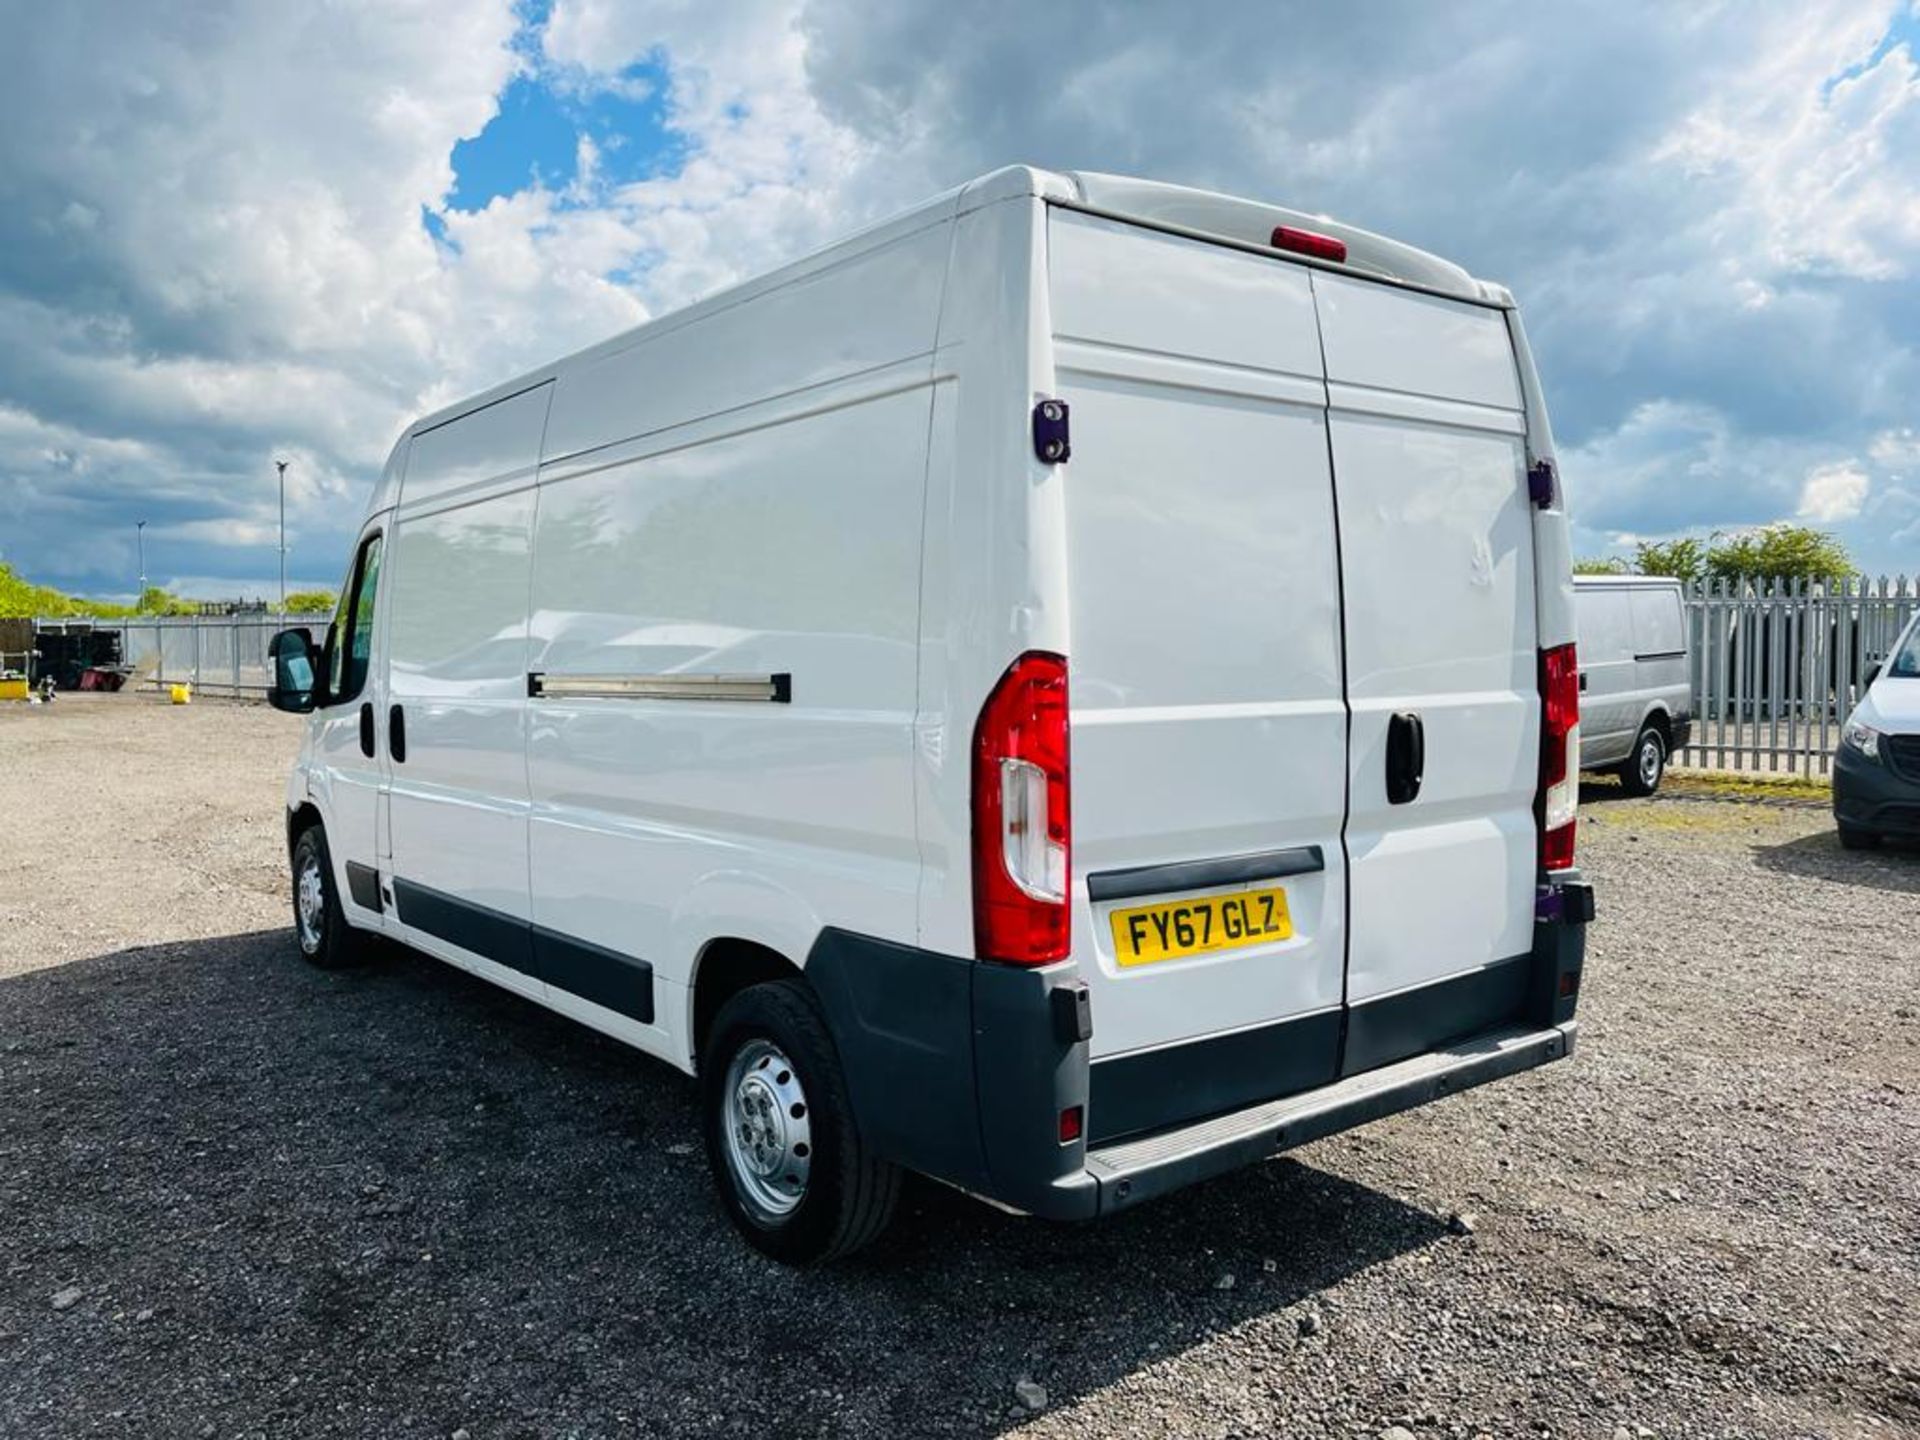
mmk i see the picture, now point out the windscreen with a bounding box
[1890,622,1920,679]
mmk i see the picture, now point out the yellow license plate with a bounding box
[1108,886,1293,968]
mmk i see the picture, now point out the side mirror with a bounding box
[267,628,320,713]
[1863,660,1883,689]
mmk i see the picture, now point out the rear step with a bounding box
[1085,1022,1576,1213]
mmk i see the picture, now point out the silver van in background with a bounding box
[1575,576,1692,794]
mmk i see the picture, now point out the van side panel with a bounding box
[526,233,947,1068]
[384,485,541,1000]
[1575,586,1639,764]
[1630,586,1685,657]
[912,193,1065,961]
[541,222,952,465]
[1314,274,1539,1013]
[402,384,550,506]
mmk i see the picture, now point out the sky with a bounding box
[0,0,1917,601]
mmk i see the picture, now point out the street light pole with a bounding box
[275,459,289,616]
[136,520,147,610]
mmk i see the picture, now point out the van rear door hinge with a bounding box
[1032,398,1070,464]
[1527,458,1557,508]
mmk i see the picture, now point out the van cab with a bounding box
[267,166,1591,1263]
[1574,576,1692,795]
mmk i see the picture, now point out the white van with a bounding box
[267,166,1591,1263]
[1574,576,1692,794]
[1833,611,1920,849]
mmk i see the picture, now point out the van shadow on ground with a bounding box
[0,931,1449,1438]
[1751,828,1920,896]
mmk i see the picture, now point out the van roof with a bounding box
[1060,171,1495,304]
[1573,575,1685,588]
[396,164,1501,450]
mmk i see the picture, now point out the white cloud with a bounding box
[1870,426,1920,469]
[1796,460,1872,521]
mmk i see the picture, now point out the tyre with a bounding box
[1837,823,1881,852]
[701,978,900,1264]
[1618,724,1667,797]
[290,824,361,969]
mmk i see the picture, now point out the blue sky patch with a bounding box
[1824,8,1920,97]
[446,54,686,213]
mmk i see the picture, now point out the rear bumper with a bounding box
[1082,1021,1574,1215]
[807,877,1590,1222]
[1833,743,1920,836]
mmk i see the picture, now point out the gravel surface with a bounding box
[2,694,1917,1438]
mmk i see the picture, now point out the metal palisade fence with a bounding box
[1677,574,1917,778]
[37,611,311,697]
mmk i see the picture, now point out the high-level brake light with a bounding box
[972,652,1071,965]
[1539,643,1580,872]
[1270,225,1348,264]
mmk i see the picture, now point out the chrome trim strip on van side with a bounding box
[1633,649,1686,662]
[527,672,793,703]
[1085,844,1326,903]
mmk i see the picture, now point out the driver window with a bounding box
[327,532,384,703]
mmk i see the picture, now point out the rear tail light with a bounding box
[973,652,1070,965]
[1270,224,1348,264]
[1538,643,1579,872]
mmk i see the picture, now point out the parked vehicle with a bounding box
[267,166,1591,1263]
[1833,611,1920,849]
[1573,576,1693,795]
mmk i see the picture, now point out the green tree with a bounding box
[0,562,136,617]
[1704,524,1854,583]
[284,589,338,615]
[1573,557,1628,575]
[136,585,196,615]
[1633,537,1707,583]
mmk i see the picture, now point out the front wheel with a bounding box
[290,825,361,969]
[1618,725,1667,797]
[701,978,899,1264]
[1837,823,1881,852]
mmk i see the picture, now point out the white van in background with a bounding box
[267,166,1592,1264]
[1574,576,1693,794]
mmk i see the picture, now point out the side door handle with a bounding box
[358,702,375,758]
[388,704,407,764]
[1386,711,1424,805]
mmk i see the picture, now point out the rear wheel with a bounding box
[1618,724,1667,797]
[701,978,899,1264]
[1837,823,1881,852]
[290,825,361,969]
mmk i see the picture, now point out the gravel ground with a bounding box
[1,694,1916,1439]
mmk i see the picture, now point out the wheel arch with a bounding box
[286,800,324,858]
[689,937,806,1071]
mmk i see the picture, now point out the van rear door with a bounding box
[1576,585,1639,763]
[1050,212,1349,1139]
[1312,275,1539,1073]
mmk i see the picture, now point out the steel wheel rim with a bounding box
[721,1039,813,1222]
[1639,735,1662,787]
[296,850,326,954]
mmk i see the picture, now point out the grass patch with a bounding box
[1661,768,1831,804]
